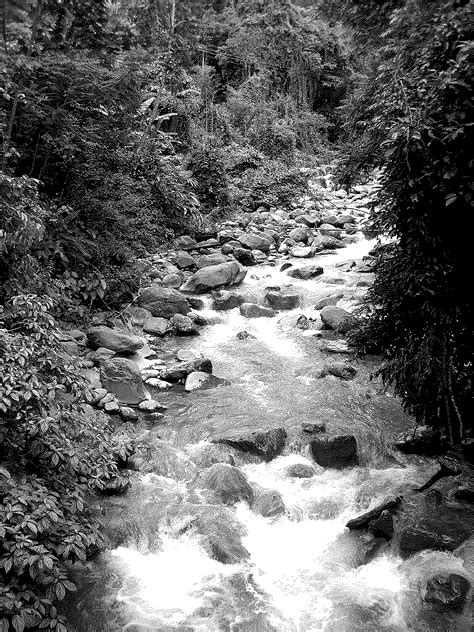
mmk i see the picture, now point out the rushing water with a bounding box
[68,235,473,631]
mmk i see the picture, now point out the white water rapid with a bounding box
[69,233,473,632]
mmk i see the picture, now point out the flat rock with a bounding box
[287,266,323,280]
[87,326,144,354]
[184,371,230,392]
[143,316,172,336]
[240,303,275,318]
[160,358,213,382]
[237,233,271,252]
[216,428,287,462]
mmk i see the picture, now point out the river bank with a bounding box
[59,168,473,631]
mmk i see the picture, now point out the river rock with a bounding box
[296,214,319,227]
[346,497,402,532]
[194,507,249,564]
[323,362,357,380]
[138,286,191,318]
[213,290,244,311]
[314,236,345,250]
[195,253,228,268]
[100,357,146,404]
[336,214,356,227]
[314,293,344,310]
[310,435,359,469]
[265,291,300,310]
[399,525,464,558]
[233,246,257,265]
[119,406,139,421]
[174,250,196,269]
[290,246,314,258]
[196,463,254,505]
[159,273,183,289]
[320,306,359,334]
[186,442,235,468]
[240,303,275,318]
[252,488,286,517]
[175,235,197,249]
[160,357,213,382]
[87,326,144,354]
[170,314,199,336]
[216,428,287,462]
[285,463,316,478]
[423,574,471,613]
[287,266,324,280]
[321,215,339,226]
[237,233,271,252]
[138,399,162,412]
[143,316,171,336]
[184,371,230,392]
[181,261,247,293]
[289,226,311,243]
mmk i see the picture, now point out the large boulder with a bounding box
[160,357,213,382]
[184,371,230,392]
[100,357,146,404]
[265,290,300,310]
[237,233,272,252]
[87,326,144,354]
[287,266,324,280]
[240,303,275,318]
[138,286,191,318]
[181,261,247,293]
[310,435,359,469]
[423,574,471,613]
[320,306,359,334]
[216,428,287,462]
[196,463,254,505]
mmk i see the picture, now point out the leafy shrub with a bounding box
[188,147,230,214]
[0,295,131,630]
[231,158,310,210]
[341,0,473,442]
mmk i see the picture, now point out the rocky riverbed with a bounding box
[59,167,473,631]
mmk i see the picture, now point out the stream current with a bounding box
[69,236,473,631]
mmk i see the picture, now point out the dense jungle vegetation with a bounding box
[0,0,472,629]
